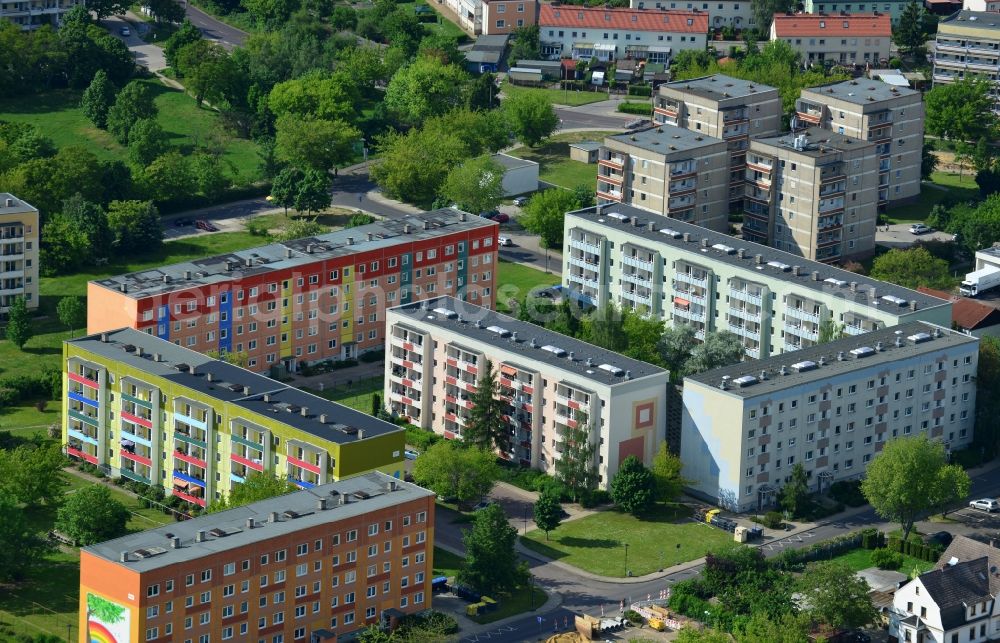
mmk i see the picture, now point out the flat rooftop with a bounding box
[388,296,668,385]
[566,203,949,313]
[803,78,919,104]
[91,209,494,300]
[686,321,978,398]
[940,10,1000,32]
[492,153,538,171]
[570,141,602,151]
[68,329,403,445]
[84,472,433,573]
[606,124,724,154]
[0,193,37,216]
[753,126,875,159]
[659,74,779,102]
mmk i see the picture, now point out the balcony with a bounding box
[174,449,208,469]
[672,305,706,322]
[566,272,601,290]
[729,306,762,323]
[622,290,652,307]
[670,164,696,179]
[730,288,763,306]
[569,238,602,255]
[723,110,749,124]
[67,445,98,464]
[786,307,819,323]
[746,157,773,173]
[675,272,708,288]
[597,188,623,202]
[844,324,868,336]
[567,255,600,271]
[622,254,654,271]
[599,154,626,168]
[622,271,652,287]
[728,323,760,339]
[598,172,624,185]
[819,183,845,197]
[784,323,819,342]
[68,371,99,390]
[68,408,99,428]
[67,426,98,446]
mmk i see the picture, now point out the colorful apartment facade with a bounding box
[0,193,39,317]
[64,328,405,508]
[87,209,498,373]
[385,297,670,487]
[79,472,435,643]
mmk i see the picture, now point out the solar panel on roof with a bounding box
[598,363,624,376]
[850,346,875,357]
[791,360,817,372]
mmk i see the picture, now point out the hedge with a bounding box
[627,85,652,97]
[0,370,61,407]
[617,101,653,115]
[405,425,442,451]
[359,350,385,363]
[771,531,864,571]
[886,536,942,562]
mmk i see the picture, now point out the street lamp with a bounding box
[523,507,529,534]
[624,543,629,577]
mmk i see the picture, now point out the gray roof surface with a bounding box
[567,204,948,312]
[659,74,779,102]
[686,321,976,397]
[388,296,668,385]
[472,34,510,50]
[68,328,403,444]
[492,153,538,170]
[569,141,602,151]
[83,472,433,572]
[940,10,1000,31]
[802,78,919,104]
[0,193,37,216]
[606,123,725,154]
[936,535,1000,595]
[91,209,494,300]
[918,557,993,629]
[752,126,875,159]
[466,50,503,64]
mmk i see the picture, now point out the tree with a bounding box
[4,296,32,349]
[424,108,509,157]
[862,435,971,541]
[503,90,558,147]
[106,80,158,144]
[40,214,90,276]
[209,471,296,512]
[371,127,469,208]
[659,325,696,382]
[191,152,229,199]
[571,184,596,208]
[275,114,360,172]
[272,217,325,241]
[62,193,112,259]
[751,0,793,38]
[922,142,939,181]
[268,70,359,123]
[817,317,845,344]
[610,455,656,516]
[870,247,954,290]
[684,331,744,374]
[127,118,170,167]
[532,493,562,540]
[145,0,185,22]
[164,19,202,69]
[651,442,686,503]
[242,0,300,29]
[975,336,1000,457]
[0,443,64,508]
[925,76,997,142]
[554,411,597,502]
[798,560,878,629]
[509,24,540,62]
[411,441,500,506]
[458,503,525,594]
[385,55,470,126]
[348,212,375,228]
[139,151,194,201]
[440,156,504,216]
[0,492,48,582]
[894,0,928,53]
[292,168,331,214]
[106,200,162,253]
[81,69,115,129]
[583,303,628,352]
[56,485,130,545]
[205,349,250,367]
[467,72,500,111]
[779,463,810,518]
[622,308,665,365]
[85,0,127,19]
[518,187,579,249]
[733,612,811,643]
[57,296,86,336]
[464,359,508,453]
[175,40,240,107]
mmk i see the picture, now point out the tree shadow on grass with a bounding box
[0,553,79,619]
[556,536,620,549]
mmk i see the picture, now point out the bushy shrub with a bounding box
[617,101,653,115]
[405,426,441,451]
[580,488,611,508]
[829,479,867,506]
[753,511,784,529]
[330,359,359,370]
[627,84,652,97]
[359,350,385,363]
[623,609,644,625]
[872,547,904,570]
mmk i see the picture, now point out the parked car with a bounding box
[513,196,529,207]
[119,26,131,36]
[969,498,1000,512]
[909,223,932,235]
[472,500,494,512]
[480,211,509,223]
[195,219,219,232]
[498,236,512,247]
[403,449,420,460]
[174,218,194,227]
[626,118,650,129]
[925,531,953,547]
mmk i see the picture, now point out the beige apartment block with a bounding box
[744,127,879,263]
[596,126,731,232]
[562,203,952,359]
[933,11,1000,113]
[384,297,670,488]
[0,193,38,317]
[681,322,978,512]
[797,79,924,207]
[653,75,783,207]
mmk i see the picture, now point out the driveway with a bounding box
[875,223,957,249]
[103,14,167,71]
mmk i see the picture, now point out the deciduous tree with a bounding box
[925,76,997,142]
[458,503,526,594]
[779,462,810,518]
[127,118,170,167]
[106,200,162,253]
[465,359,508,453]
[4,296,32,349]
[532,493,562,540]
[371,127,468,208]
[81,69,115,129]
[750,0,793,38]
[797,560,879,629]
[412,441,500,506]
[0,492,48,582]
[85,0,127,19]
[651,443,686,503]
[517,187,579,249]
[268,70,359,123]
[138,151,194,202]
[0,443,64,507]
[440,156,504,216]
[275,113,360,172]
[209,472,296,512]
[582,303,628,352]
[56,485,130,545]
[503,90,558,147]
[870,246,954,290]
[554,411,597,502]
[40,215,90,276]
[57,296,86,337]
[164,19,202,69]
[975,336,1000,457]
[107,80,158,144]
[658,325,696,382]
[684,330,744,374]
[292,169,331,214]
[610,455,656,516]
[385,55,470,126]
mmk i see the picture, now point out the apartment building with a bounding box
[801,0,913,23]
[78,472,434,643]
[653,75,784,208]
[770,13,892,67]
[630,0,754,29]
[538,5,707,62]
[933,11,1000,113]
[797,79,924,207]
[0,0,84,30]
[481,0,538,35]
[681,322,978,512]
[744,127,880,262]
[562,203,952,358]
[63,328,405,509]
[596,126,731,232]
[87,209,498,374]
[384,297,670,487]
[964,0,1000,12]
[0,193,38,317]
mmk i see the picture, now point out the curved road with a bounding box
[183,1,248,49]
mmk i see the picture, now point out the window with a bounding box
[147,584,160,598]
[224,562,236,576]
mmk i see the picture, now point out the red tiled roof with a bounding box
[771,13,891,38]
[539,5,708,32]
[917,287,1000,330]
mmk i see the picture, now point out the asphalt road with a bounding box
[183,1,248,49]
[554,105,632,132]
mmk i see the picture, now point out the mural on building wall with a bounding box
[86,592,130,643]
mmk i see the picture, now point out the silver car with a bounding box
[969,498,1000,512]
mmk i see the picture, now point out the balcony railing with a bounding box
[675,272,708,287]
[786,307,819,323]
[622,255,654,271]
[730,288,763,305]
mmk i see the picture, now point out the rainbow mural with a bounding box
[86,592,130,643]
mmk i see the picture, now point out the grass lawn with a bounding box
[432,546,464,579]
[415,0,471,41]
[885,173,980,223]
[502,80,612,107]
[508,131,618,191]
[521,505,735,577]
[0,78,261,183]
[307,376,384,414]
[250,208,365,234]
[495,260,560,313]
[470,585,547,625]
[0,401,61,435]
[829,547,935,575]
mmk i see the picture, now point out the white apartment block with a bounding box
[0,194,38,317]
[538,5,707,62]
[562,203,952,358]
[653,75,784,208]
[0,0,83,29]
[384,297,670,487]
[744,127,880,263]
[797,79,924,208]
[933,11,1000,113]
[681,322,978,512]
[802,0,914,23]
[630,0,754,29]
[596,126,731,232]
[963,0,1000,12]
[770,13,892,67]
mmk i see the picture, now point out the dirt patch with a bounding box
[933,149,974,175]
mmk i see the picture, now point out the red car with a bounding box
[195,219,219,232]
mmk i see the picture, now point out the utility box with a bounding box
[734,525,749,542]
